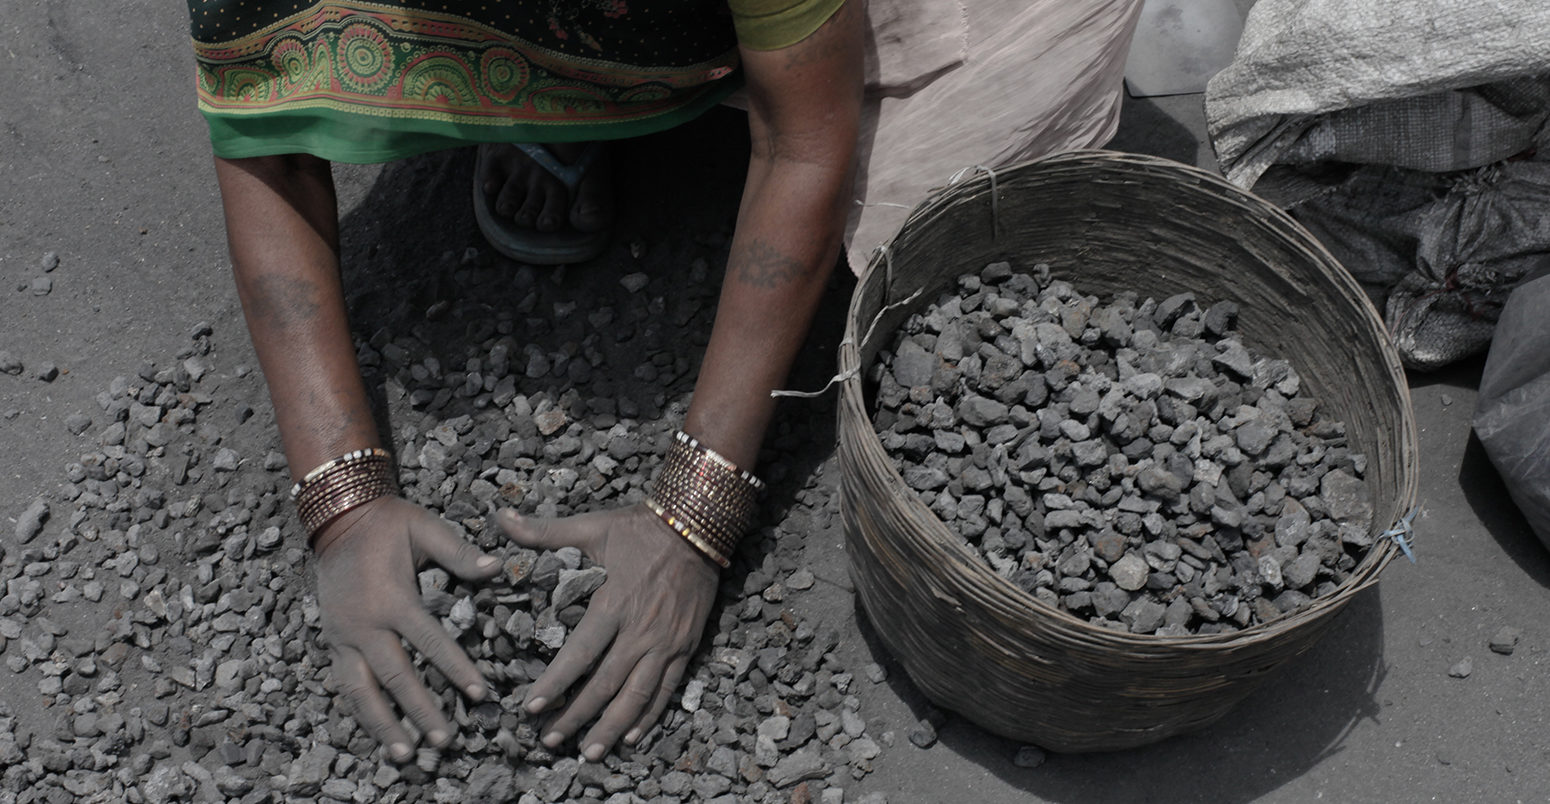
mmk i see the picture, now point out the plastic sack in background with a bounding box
[1203,0,1550,369]
[843,0,1144,273]
[1473,269,1550,549]
[1291,161,1550,370]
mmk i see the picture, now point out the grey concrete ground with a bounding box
[2,1,1548,802]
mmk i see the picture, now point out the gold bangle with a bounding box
[292,449,399,543]
[645,430,763,568]
[290,448,394,498]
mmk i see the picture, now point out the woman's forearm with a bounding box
[683,154,853,468]
[214,154,381,481]
[683,1,864,469]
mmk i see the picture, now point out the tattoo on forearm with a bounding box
[244,274,322,330]
[736,239,808,289]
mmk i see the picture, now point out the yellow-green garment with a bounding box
[190,0,844,163]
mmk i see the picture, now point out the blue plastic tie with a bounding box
[1382,507,1420,564]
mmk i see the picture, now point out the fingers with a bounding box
[401,606,489,702]
[539,649,647,760]
[495,508,606,559]
[623,654,690,748]
[333,647,415,762]
[357,635,457,749]
[525,610,616,716]
[414,516,502,582]
[578,652,672,761]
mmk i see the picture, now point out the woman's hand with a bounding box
[496,504,720,761]
[314,495,504,761]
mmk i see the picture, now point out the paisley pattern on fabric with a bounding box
[192,0,740,128]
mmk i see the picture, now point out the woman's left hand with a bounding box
[496,504,720,761]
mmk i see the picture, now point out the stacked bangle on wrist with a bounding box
[290,448,398,543]
[644,430,765,569]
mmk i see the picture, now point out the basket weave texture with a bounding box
[836,151,1419,752]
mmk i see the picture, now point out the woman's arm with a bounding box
[216,155,380,482]
[214,154,501,762]
[687,0,865,466]
[498,0,865,761]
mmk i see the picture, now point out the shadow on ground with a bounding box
[1406,358,1550,589]
[1107,93,1203,168]
[328,105,854,525]
[857,586,1387,804]
[326,102,859,635]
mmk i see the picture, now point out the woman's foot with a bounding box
[476,142,613,237]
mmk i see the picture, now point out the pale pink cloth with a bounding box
[845,0,1144,273]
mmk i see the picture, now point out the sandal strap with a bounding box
[514,142,602,191]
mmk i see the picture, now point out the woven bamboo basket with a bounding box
[836,150,1419,752]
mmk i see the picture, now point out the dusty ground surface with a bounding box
[3,1,1549,802]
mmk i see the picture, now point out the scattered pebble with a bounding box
[14,497,48,543]
[907,719,938,749]
[1488,626,1521,656]
[1012,745,1047,768]
[1448,657,1473,679]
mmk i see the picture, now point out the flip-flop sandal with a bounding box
[473,142,612,265]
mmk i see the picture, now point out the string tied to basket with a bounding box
[772,166,996,401]
[769,266,923,400]
[947,164,1001,241]
[1382,506,1420,563]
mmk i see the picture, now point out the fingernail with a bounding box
[624,728,642,745]
[526,696,547,713]
[389,742,412,762]
[476,555,499,568]
[427,729,448,746]
[584,743,605,762]
[466,683,487,701]
[542,731,563,748]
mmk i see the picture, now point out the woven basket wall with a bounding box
[836,151,1419,752]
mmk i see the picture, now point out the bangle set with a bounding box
[644,430,765,568]
[288,433,760,563]
[290,448,398,543]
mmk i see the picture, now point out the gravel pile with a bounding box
[0,247,886,803]
[871,262,1375,635]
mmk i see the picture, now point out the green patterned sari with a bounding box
[190,0,762,162]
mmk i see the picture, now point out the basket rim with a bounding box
[837,148,1421,649]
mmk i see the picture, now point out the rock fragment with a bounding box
[14,497,48,544]
[1489,627,1521,656]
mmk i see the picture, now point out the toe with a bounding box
[536,180,568,233]
[570,149,613,233]
[476,145,502,198]
[513,173,547,229]
[494,165,527,219]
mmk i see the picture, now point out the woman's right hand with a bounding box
[313,495,504,761]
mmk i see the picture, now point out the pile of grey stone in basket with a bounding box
[872,262,1375,635]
